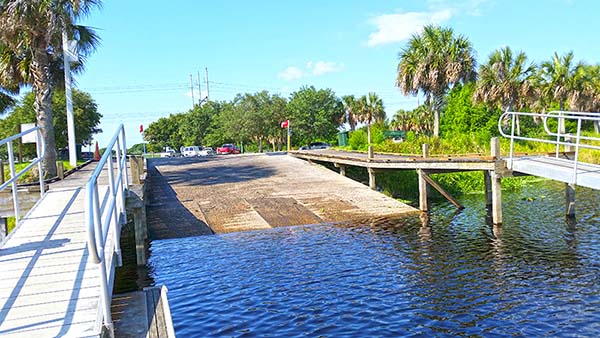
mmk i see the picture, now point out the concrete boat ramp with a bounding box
[149,153,417,234]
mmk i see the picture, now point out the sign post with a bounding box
[281,120,290,152]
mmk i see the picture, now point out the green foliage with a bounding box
[128,143,146,155]
[348,129,367,150]
[286,86,344,146]
[0,90,102,159]
[441,83,500,137]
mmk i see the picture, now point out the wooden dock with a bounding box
[0,163,111,337]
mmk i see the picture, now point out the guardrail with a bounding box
[499,110,600,184]
[0,126,46,222]
[85,124,129,335]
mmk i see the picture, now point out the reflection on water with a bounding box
[149,180,600,337]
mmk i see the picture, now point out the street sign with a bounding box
[139,124,144,133]
[281,120,289,128]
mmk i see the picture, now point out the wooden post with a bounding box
[130,156,143,185]
[56,161,64,180]
[483,171,492,207]
[339,165,346,177]
[490,137,502,224]
[0,159,4,185]
[0,217,7,242]
[421,173,464,210]
[565,184,576,218]
[368,167,376,190]
[367,145,374,162]
[418,144,429,211]
[134,207,146,265]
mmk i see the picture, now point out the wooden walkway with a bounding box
[0,163,111,337]
[290,149,497,171]
[510,156,600,190]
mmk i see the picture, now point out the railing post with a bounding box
[36,129,44,196]
[508,112,515,169]
[7,141,19,222]
[93,183,114,335]
[107,156,122,267]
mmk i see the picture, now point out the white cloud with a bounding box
[306,61,344,76]
[278,61,343,81]
[278,66,305,81]
[367,9,452,47]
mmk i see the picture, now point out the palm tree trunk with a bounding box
[431,93,443,137]
[367,122,371,145]
[258,138,263,153]
[559,101,566,134]
[31,51,57,178]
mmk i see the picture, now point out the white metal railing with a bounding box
[85,124,129,335]
[498,110,600,184]
[0,126,46,222]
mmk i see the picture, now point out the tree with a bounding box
[286,86,344,146]
[355,92,385,146]
[473,47,536,135]
[568,64,600,133]
[396,25,476,137]
[8,90,102,147]
[0,0,101,176]
[341,95,359,131]
[144,113,186,151]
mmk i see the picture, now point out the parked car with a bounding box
[182,146,216,157]
[217,144,241,154]
[160,146,178,157]
[199,147,216,156]
[299,142,331,150]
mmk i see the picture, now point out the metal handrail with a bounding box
[499,110,600,184]
[85,124,128,335]
[0,126,46,222]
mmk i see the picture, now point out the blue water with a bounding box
[149,181,600,337]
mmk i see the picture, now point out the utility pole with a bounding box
[190,74,195,109]
[197,71,202,106]
[205,67,210,101]
[63,31,77,167]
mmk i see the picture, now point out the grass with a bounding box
[2,160,85,184]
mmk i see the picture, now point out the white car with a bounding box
[181,146,215,157]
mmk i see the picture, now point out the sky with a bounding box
[73,0,600,148]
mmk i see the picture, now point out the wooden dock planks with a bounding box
[0,185,110,337]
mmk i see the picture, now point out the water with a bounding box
[149,181,600,337]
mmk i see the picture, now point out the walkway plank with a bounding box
[511,156,600,189]
[0,174,111,337]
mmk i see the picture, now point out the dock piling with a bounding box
[0,217,7,242]
[483,171,492,207]
[368,167,376,190]
[490,137,502,224]
[418,144,429,211]
[565,184,576,218]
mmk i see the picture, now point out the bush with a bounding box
[349,130,368,150]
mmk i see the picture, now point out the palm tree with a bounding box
[0,1,101,176]
[473,47,536,135]
[396,25,476,137]
[569,64,600,133]
[341,95,358,131]
[391,109,413,132]
[356,92,385,145]
[538,52,584,134]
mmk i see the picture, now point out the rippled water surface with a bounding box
[149,181,600,337]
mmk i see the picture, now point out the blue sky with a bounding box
[75,0,600,147]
